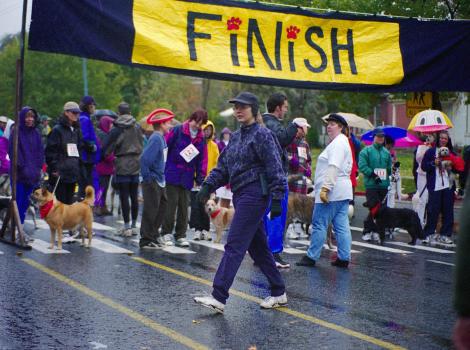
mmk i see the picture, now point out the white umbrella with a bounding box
[322,112,374,130]
[219,107,234,118]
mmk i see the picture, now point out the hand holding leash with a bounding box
[196,184,211,204]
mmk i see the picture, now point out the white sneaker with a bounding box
[194,295,224,314]
[422,234,437,245]
[157,236,174,247]
[362,233,372,241]
[260,293,287,309]
[193,231,202,241]
[175,238,190,247]
[439,236,453,244]
[371,232,380,242]
[287,225,299,240]
[202,230,212,241]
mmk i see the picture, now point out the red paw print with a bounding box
[286,25,300,40]
[227,17,242,31]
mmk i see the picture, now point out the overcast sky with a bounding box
[0,0,31,39]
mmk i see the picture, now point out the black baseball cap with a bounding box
[325,113,348,127]
[229,92,259,106]
[372,127,385,137]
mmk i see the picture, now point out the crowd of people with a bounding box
[1,92,468,316]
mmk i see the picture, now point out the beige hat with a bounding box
[63,101,81,113]
[293,117,311,129]
[0,116,8,123]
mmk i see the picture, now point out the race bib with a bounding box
[67,143,79,157]
[179,143,199,163]
[374,168,387,180]
[297,147,307,159]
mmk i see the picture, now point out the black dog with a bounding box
[364,201,424,245]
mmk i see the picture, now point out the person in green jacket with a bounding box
[358,127,392,242]
[453,176,470,349]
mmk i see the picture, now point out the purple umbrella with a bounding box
[363,132,422,148]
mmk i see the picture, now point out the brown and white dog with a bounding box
[204,196,234,243]
[33,186,94,250]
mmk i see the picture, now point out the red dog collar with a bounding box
[210,209,221,219]
[40,200,54,219]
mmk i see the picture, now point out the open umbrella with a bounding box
[407,110,453,133]
[94,109,118,120]
[363,132,422,148]
[322,112,373,130]
[361,126,407,142]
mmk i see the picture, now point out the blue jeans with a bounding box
[263,185,288,254]
[307,200,351,262]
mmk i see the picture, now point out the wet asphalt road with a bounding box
[0,196,461,350]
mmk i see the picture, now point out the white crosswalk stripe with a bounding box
[88,238,133,254]
[0,251,4,255]
[118,220,141,228]
[283,247,307,254]
[190,240,225,252]
[30,239,70,254]
[351,241,411,254]
[387,241,455,254]
[131,239,196,254]
[427,259,455,266]
[296,240,361,254]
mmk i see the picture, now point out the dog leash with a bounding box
[52,176,61,196]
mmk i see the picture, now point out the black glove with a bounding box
[270,199,282,218]
[371,172,382,184]
[196,184,211,204]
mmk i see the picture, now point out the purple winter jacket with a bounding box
[9,107,44,186]
[0,137,10,174]
[164,121,207,190]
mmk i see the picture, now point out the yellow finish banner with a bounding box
[132,0,404,86]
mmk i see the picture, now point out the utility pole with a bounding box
[82,58,88,96]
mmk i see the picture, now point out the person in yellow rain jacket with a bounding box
[190,120,220,241]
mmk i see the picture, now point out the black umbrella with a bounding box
[94,109,118,120]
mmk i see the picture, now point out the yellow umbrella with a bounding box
[408,110,453,133]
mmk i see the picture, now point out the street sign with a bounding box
[406,92,432,118]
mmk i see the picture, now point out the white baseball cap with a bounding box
[0,116,8,123]
[293,117,311,128]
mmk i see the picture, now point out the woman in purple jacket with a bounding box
[9,107,43,225]
[160,109,208,247]
[95,116,115,216]
[194,92,287,313]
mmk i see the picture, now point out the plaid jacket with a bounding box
[286,138,312,194]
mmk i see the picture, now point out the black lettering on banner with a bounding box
[247,19,276,70]
[187,12,222,61]
[331,28,357,75]
[303,26,327,73]
[274,21,282,70]
[288,41,295,72]
[230,33,240,66]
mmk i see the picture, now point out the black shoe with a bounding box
[140,241,162,249]
[296,255,316,267]
[331,258,349,268]
[273,253,290,268]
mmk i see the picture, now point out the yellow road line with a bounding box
[22,258,208,350]
[133,257,406,350]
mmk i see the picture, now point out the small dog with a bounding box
[33,186,95,250]
[204,196,234,243]
[363,200,424,245]
[286,193,335,248]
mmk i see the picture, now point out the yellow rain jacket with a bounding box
[202,120,220,178]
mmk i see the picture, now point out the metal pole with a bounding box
[82,58,88,96]
[0,0,31,249]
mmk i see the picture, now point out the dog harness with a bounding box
[210,209,221,219]
[39,200,54,219]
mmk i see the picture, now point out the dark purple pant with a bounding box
[212,182,285,304]
[424,187,454,237]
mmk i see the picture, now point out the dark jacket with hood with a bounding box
[204,122,286,200]
[9,107,44,186]
[46,114,83,183]
[101,114,143,176]
[262,113,298,174]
